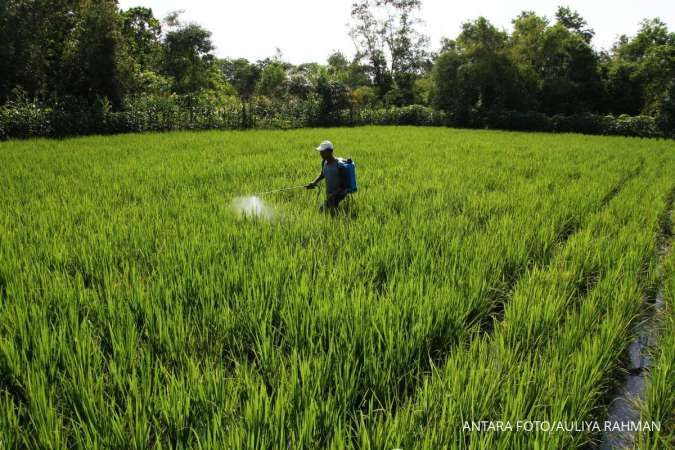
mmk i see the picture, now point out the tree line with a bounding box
[0,0,673,138]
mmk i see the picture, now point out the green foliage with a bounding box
[412,74,433,105]
[604,18,675,120]
[0,97,53,138]
[349,0,429,99]
[637,220,675,448]
[479,110,664,137]
[1,2,674,137]
[431,17,531,120]
[65,0,123,104]
[313,72,353,125]
[507,11,604,115]
[429,9,674,126]
[604,60,644,115]
[608,114,662,137]
[220,58,262,100]
[356,104,443,125]
[121,6,162,71]
[256,62,287,97]
[0,0,78,100]
[0,0,124,103]
[162,18,216,94]
[0,95,671,140]
[351,86,378,108]
[327,51,349,74]
[555,5,595,43]
[430,50,464,112]
[327,52,371,89]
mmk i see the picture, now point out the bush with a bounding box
[0,100,53,139]
[483,110,553,132]
[355,105,445,127]
[393,105,434,125]
[475,110,666,138]
[610,114,661,138]
[0,96,669,140]
[551,113,609,135]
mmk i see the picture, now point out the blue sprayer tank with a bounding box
[339,158,357,193]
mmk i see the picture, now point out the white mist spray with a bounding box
[231,196,274,219]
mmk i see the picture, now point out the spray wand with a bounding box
[250,185,308,196]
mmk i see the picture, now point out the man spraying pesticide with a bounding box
[232,140,356,218]
[305,140,357,212]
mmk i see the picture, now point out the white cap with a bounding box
[316,140,334,151]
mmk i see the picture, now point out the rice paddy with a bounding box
[0,126,673,448]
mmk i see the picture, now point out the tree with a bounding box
[121,7,162,70]
[413,74,433,105]
[326,51,371,89]
[0,0,84,101]
[314,69,352,125]
[615,18,674,62]
[555,6,594,44]
[327,52,350,75]
[510,12,548,74]
[256,62,287,97]
[455,17,525,112]
[60,0,124,105]
[352,85,377,107]
[509,11,549,110]
[161,13,216,94]
[508,10,604,114]
[349,0,429,100]
[606,18,675,126]
[431,50,464,113]
[220,58,261,100]
[536,23,603,114]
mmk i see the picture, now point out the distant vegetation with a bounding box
[0,1,673,138]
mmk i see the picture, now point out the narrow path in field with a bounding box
[600,187,673,450]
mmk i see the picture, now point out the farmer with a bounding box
[305,140,348,212]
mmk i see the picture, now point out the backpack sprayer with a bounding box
[340,158,358,193]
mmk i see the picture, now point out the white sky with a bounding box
[118,0,675,64]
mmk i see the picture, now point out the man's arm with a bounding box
[306,172,324,189]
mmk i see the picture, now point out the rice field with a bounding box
[0,126,673,449]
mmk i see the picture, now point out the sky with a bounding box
[118,0,675,64]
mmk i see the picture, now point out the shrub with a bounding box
[0,96,669,139]
[486,111,553,132]
[551,113,610,135]
[611,114,661,138]
[0,99,53,139]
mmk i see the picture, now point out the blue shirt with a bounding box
[322,158,345,195]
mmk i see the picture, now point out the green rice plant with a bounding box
[0,126,673,448]
[637,207,675,449]
[362,154,674,449]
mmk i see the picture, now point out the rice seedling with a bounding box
[0,126,673,448]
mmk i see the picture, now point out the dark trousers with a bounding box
[321,192,347,212]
